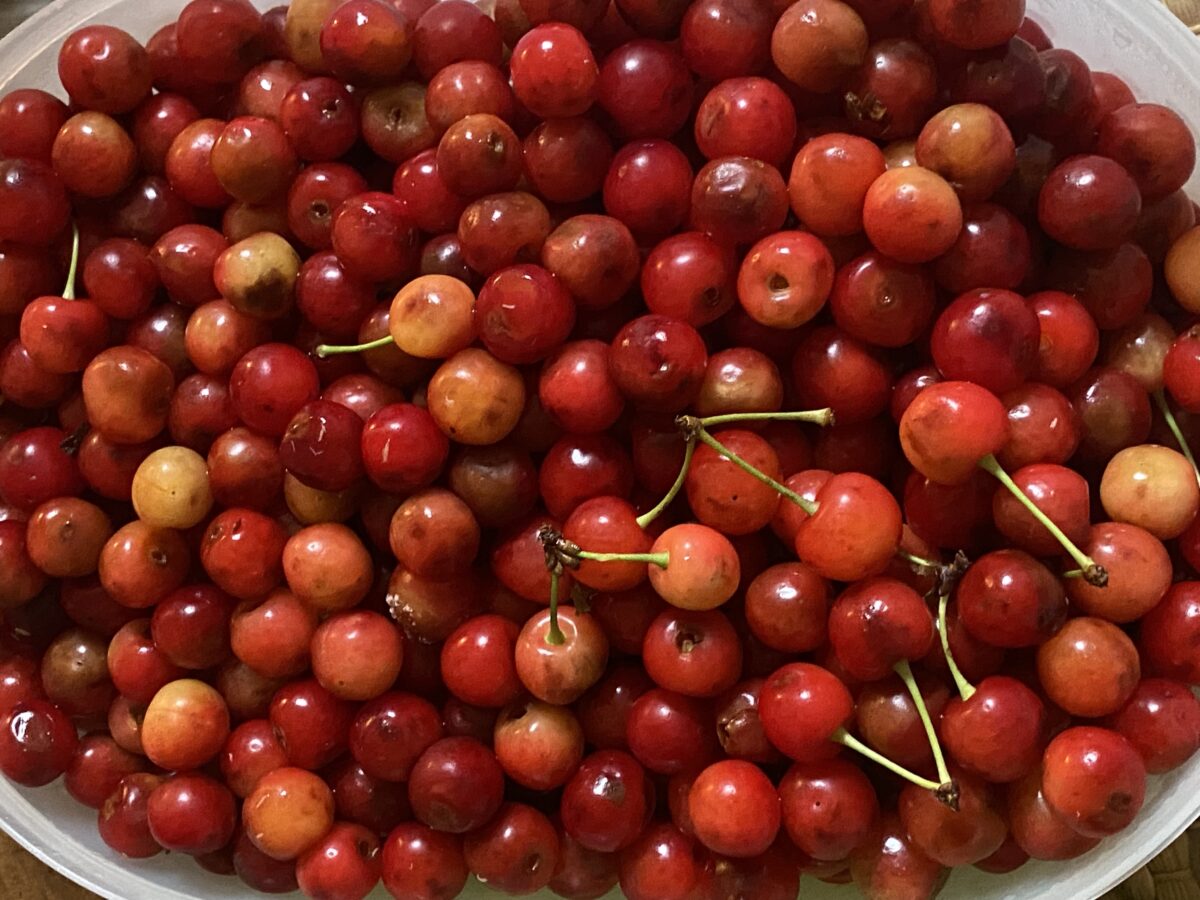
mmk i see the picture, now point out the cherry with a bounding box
[796,472,903,582]
[1042,726,1146,838]
[1070,367,1153,463]
[362,403,449,494]
[0,700,78,787]
[642,607,742,698]
[538,340,625,435]
[64,734,144,810]
[780,758,879,862]
[863,167,963,264]
[98,773,165,859]
[855,672,952,772]
[603,139,693,243]
[772,0,867,92]
[244,766,335,861]
[831,251,936,349]
[220,719,289,798]
[617,821,701,900]
[688,760,780,859]
[493,698,583,790]
[930,289,1040,395]
[941,676,1045,784]
[743,562,830,654]
[1006,766,1099,862]
[694,77,794,168]
[737,231,834,330]
[624,688,715,776]
[1037,616,1140,718]
[269,677,354,770]
[312,610,404,702]
[141,678,230,771]
[828,578,934,682]
[407,736,504,833]
[58,25,152,115]
[438,614,520,709]
[329,761,410,836]
[1101,445,1200,540]
[562,750,653,853]
[849,813,947,900]
[1166,225,1200,313]
[956,550,1067,649]
[1140,582,1200,684]
[610,315,707,413]
[515,605,607,704]
[0,89,70,162]
[295,821,381,900]
[1065,522,1173,624]
[758,663,850,763]
[597,40,692,140]
[380,822,468,900]
[41,627,116,718]
[690,156,789,248]
[1105,678,1200,776]
[147,773,237,856]
[899,768,1006,866]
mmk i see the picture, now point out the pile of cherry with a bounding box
[1,0,1200,897]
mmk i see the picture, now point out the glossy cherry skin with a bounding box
[931,289,1040,395]
[758,663,853,763]
[899,380,1008,485]
[941,676,1046,783]
[98,772,165,859]
[956,550,1067,649]
[1042,726,1146,838]
[642,608,743,699]
[796,472,902,585]
[561,750,654,853]
[899,769,1006,866]
[1038,155,1142,251]
[1140,583,1200,684]
[407,736,504,834]
[0,700,78,787]
[625,688,716,776]
[779,758,879,861]
[1006,766,1101,862]
[1105,678,1200,775]
[380,822,468,900]
[827,578,934,681]
[1037,617,1141,719]
[515,606,608,705]
[744,562,830,654]
[849,813,947,900]
[688,760,781,859]
[146,773,237,856]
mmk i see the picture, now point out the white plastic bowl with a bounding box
[2,1,1200,898]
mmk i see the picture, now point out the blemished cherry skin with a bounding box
[1006,766,1101,861]
[561,749,654,853]
[955,549,1067,649]
[779,758,879,861]
[515,606,609,705]
[493,698,584,790]
[463,802,560,895]
[1105,678,1200,775]
[407,736,504,834]
[1065,521,1174,624]
[98,772,166,859]
[685,428,782,536]
[940,676,1046,784]
[380,821,468,900]
[827,577,934,681]
[0,700,79,787]
[900,379,1008,484]
[758,663,853,763]
[1037,616,1141,719]
[899,768,1007,867]
[796,472,904,583]
[1140,582,1200,684]
[641,608,743,699]
[849,813,948,900]
[687,759,781,859]
[350,691,443,783]
[1041,726,1147,838]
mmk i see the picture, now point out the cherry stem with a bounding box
[893,658,954,791]
[832,727,942,793]
[897,549,941,575]
[313,335,394,359]
[575,549,670,568]
[1154,390,1200,489]
[635,438,695,529]
[938,590,976,703]
[545,568,564,646]
[1062,569,1084,579]
[62,224,80,301]
[978,453,1108,587]
[697,408,836,428]
[692,426,817,514]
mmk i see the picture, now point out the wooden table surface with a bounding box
[2,0,1200,898]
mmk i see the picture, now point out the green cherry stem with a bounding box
[893,658,954,790]
[937,590,976,703]
[693,427,817,514]
[978,453,1108,587]
[697,408,835,429]
[545,567,564,646]
[1155,390,1200,488]
[635,437,696,529]
[897,549,942,574]
[832,727,942,793]
[575,549,670,568]
[62,224,80,301]
[314,335,394,359]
